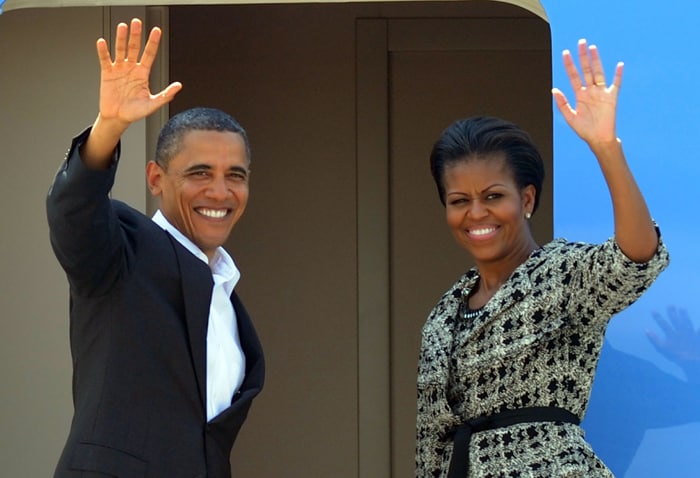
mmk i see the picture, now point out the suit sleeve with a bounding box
[46,127,125,297]
[562,226,670,321]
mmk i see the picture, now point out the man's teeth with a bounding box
[470,227,495,236]
[198,208,228,218]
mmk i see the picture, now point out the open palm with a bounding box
[97,19,181,125]
[552,39,622,146]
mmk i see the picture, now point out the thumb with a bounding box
[152,82,183,106]
[552,87,575,123]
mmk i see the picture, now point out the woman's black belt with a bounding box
[447,406,580,478]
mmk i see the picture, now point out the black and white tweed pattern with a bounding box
[416,234,670,477]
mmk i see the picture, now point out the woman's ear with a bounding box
[146,161,164,196]
[522,184,537,217]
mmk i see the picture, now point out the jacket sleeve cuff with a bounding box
[64,125,121,170]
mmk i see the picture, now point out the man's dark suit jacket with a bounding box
[47,129,265,478]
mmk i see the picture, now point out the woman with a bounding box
[416,40,669,477]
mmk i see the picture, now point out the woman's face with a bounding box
[443,153,536,266]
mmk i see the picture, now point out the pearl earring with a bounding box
[525,212,532,219]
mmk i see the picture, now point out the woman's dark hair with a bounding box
[429,116,545,212]
[155,107,251,168]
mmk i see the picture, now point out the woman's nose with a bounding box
[467,200,487,219]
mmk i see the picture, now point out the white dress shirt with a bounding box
[152,210,246,421]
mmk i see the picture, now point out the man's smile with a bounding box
[196,207,230,219]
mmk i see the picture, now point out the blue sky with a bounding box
[546,1,699,341]
[543,2,700,475]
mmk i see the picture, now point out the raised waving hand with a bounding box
[552,39,622,147]
[647,307,700,384]
[97,18,181,125]
[552,39,657,263]
[82,18,182,168]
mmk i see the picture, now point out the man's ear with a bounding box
[146,161,164,196]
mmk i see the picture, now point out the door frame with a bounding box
[355,15,552,476]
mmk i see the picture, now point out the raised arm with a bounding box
[81,18,182,168]
[552,39,658,263]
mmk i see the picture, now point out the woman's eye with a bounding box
[486,193,502,200]
[449,198,468,206]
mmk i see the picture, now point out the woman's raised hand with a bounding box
[552,39,622,147]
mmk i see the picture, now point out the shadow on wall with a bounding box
[583,307,700,476]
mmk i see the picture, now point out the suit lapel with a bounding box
[455,268,534,337]
[167,234,213,413]
[164,233,264,421]
[464,248,571,367]
[231,293,265,392]
[479,267,534,323]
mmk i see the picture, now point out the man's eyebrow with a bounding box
[183,164,212,173]
[182,164,249,176]
[229,165,249,176]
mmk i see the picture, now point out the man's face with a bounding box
[147,129,250,261]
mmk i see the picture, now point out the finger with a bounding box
[588,45,607,87]
[612,61,624,90]
[577,39,595,86]
[161,81,183,98]
[561,49,583,91]
[677,308,694,328]
[552,88,576,123]
[652,312,674,336]
[671,308,694,333]
[113,22,129,62]
[96,38,113,69]
[152,81,183,104]
[645,330,664,350]
[127,18,143,63]
[139,27,162,70]
[666,306,683,327]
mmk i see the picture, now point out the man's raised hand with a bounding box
[96,18,182,126]
[81,18,182,168]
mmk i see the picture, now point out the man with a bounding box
[47,18,264,478]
